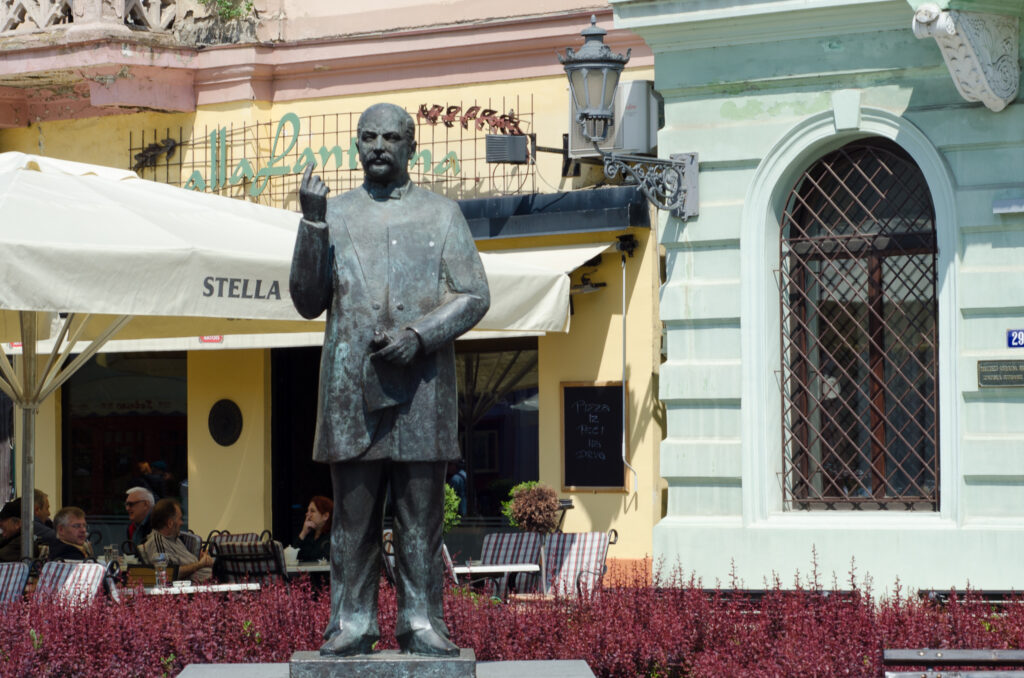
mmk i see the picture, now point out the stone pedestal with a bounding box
[289,649,477,678]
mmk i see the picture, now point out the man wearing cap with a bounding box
[0,498,23,562]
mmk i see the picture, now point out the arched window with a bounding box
[779,139,938,510]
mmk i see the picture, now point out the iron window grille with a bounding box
[779,139,938,511]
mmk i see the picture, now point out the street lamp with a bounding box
[559,16,699,219]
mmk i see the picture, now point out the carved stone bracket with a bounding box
[913,3,1019,112]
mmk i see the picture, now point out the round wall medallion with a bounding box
[208,399,243,447]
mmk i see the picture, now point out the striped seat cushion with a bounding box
[35,562,105,605]
[544,531,610,596]
[209,532,261,547]
[212,539,286,584]
[178,531,202,558]
[0,562,29,603]
[479,532,541,597]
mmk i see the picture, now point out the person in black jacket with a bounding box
[0,498,23,562]
[294,496,332,561]
[47,506,94,561]
[32,489,55,543]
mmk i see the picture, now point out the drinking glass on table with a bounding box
[153,552,168,587]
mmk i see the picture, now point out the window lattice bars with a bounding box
[779,140,938,511]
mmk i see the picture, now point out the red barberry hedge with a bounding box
[1,565,1022,677]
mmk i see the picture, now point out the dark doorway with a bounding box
[271,338,541,544]
[270,346,330,547]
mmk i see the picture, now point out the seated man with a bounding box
[139,498,213,583]
[0,498,23,562]
[48,507,94,561]
[33,489,55,543]
[125,487,154,548]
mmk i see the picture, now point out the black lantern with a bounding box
[558,15,631,144]
[558,17,700,220]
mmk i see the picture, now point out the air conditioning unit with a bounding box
[568,80,661,159]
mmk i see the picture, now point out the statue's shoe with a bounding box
[397,628,460,657]
[319,630,378,657]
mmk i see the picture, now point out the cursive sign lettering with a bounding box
[184,113,463,198]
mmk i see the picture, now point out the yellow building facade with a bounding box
[1,7,662,572]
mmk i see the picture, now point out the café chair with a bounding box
[381,529,457,587]
[209,531,286,584]
[35,561,108,605]
[539,529,617,597]
[477,531,542,599]
[178,529,202,559]
[0,561,29,604]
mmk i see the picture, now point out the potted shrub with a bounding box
[504,481,560,593]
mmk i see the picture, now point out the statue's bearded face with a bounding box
[357,106,416,185]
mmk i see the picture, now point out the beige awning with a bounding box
[26,242,612,353]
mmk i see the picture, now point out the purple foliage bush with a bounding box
[2,566,1023,677]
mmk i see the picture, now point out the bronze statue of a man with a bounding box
[289,103,490,657]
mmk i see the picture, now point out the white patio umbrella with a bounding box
[0,152,312,558]
[0,152,598,558]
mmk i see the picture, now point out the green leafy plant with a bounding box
[199,0,253,21]
[28,629,41,651]
[443,483,461,535]
[242,619,263,645]
[159,652,176,677]
[501,480,537,527]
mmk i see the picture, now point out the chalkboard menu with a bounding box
[561,382,626,491]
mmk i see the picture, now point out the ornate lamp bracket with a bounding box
[912,3,1019,112]
[598,145,699,220]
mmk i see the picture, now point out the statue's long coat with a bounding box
[289,182,490,463]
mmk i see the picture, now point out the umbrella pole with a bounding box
[19,312,36,560]
[19,405,35,560]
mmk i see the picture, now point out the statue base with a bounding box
[289,649,476,678]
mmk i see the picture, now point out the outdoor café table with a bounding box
[452,562,541,598]
[286,561,330,577]
[451,563,540,577]
[123,582,261,596]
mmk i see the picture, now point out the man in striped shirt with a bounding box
[140,498,213,583]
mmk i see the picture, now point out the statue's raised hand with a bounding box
[300,164,329,222]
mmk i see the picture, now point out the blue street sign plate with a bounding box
[1009,330,1024,348]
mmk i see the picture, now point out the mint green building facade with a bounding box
[614,0,1024,589]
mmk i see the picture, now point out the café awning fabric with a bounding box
[0,152,609,349]
[50,241,611,353]
[0,151,613,557]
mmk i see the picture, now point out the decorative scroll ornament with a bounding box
[600,148,699,219]
[912,3,1019,112]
